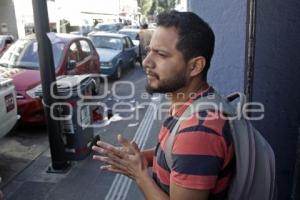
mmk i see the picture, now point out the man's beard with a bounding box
[145,71,187,95]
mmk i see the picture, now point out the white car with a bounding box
[0,78,19,138]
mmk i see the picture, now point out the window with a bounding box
[0,39,64,69]
[122,38,128,49]
[79,40,92,59]
[125,37,133,48]
[89,36,122,50]
[80,40,91,53]
[68,42,80,62]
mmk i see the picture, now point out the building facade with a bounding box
[0,0,18,38]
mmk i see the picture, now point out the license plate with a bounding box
[5,93,15,112]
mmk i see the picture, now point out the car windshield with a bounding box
[89,36,122,50]
[0,39,65,70]
[95,24,120,32]
[119,31,138,40]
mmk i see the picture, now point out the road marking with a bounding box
[104,96,160,200]
[135,76,146,84]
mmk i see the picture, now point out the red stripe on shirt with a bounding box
[223,144,234,168]
[158,126,169,142]
[212,176,232,193]
[153,156,170,185]
[172,132,226,158]
[178,114,200,130]
[202,112,226,135]
[171,171,217,190]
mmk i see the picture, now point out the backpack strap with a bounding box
[165,92,242,169]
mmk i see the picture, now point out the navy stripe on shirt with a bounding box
[152,172,170,194]
[163,117,178,130]
[172,154,224,176]
[197,110,209,125]
[156,146,171,172]
[219,155,236,179]
[222,121,232,146]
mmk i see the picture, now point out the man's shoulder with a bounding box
[178,110,227,135]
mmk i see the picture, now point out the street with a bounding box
[0,64,167,200]
[0,0,296,198]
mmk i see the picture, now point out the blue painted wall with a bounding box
[252,0,300,199]
[188,0,248,95]
[189,0,300,199]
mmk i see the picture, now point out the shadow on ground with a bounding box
[0,125,48,188]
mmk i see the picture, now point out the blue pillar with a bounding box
[188,0,300,199]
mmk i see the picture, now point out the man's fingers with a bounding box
[117,134,131,147]
[96,140,118,152]
[100,165,133,179]
[92,145,107,154]
[93,155,127,171]
[118,134,140,153]
[94,141,124,157]
[131,141,139,151]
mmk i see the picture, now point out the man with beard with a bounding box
[93,10,235,200]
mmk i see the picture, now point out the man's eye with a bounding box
[158,53,166,57]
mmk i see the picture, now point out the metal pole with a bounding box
[244,0,257,105]
[32,0,70,171]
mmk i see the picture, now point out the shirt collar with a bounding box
[170,86,214,117]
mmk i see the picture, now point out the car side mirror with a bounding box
[67,60,76,70]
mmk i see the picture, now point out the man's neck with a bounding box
[170,80,208,114]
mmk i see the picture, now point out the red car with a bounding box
[0,33,100,124]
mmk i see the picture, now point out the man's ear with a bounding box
[188,56,206,77]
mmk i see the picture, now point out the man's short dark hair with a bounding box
[141,23,148,29]
[156,10,215,80]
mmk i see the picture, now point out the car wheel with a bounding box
[129,60,135,68]
[138,56,143,67]
[114,66,122,80]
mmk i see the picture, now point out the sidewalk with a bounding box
[0,101,163,200]
[1,133,141,200]
[0,70,165,200]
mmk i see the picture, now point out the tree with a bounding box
[158,0,176,10]
[148,0,157,15]
[137,0,153,16]
[148,0,177,16]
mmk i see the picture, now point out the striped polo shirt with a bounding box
[152,87,235,199]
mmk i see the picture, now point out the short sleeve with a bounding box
[170,111,228,190]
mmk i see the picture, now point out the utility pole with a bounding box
[32,0,70,172]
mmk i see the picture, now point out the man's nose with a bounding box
[142,53,154,69]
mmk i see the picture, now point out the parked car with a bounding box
[0,78,19,138]
[0,33,100,124]
[93,22,124,33]
[88,32,137,79]
[0,35,14,56]
[118,28,142,65]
